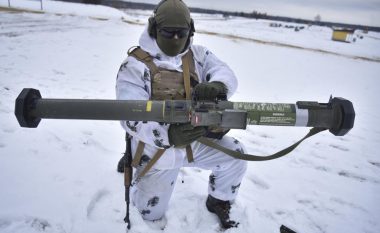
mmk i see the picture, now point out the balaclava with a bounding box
[153,0,192,56]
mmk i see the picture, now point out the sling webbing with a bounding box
[185,145,194,163]
[181,51,195,163]
[128,46,159,75]
[182,52,192,101]
[138,149,166,180]
[197,127,327,161]
[131,141,145,167]
[131,140,166,180]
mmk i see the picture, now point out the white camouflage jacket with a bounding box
[116,28,238,169]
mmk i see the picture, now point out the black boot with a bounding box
[206,195,239,229]
[117,154,125,173]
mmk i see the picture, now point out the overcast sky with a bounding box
[126,0,380,27]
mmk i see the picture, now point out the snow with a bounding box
[1,1,380,233]
[0,0,127,19]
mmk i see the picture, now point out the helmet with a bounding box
[148,0,195,56]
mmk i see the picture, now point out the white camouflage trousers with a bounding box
[130,136,248,221]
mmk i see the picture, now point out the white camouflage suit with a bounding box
[116,28,247,221]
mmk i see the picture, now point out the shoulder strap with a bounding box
[182,51,195,163]
[182,51,192,100]
[187,49,199,81]
[184,49,199,85]
[197,127,326,161]
[128,46,160,76]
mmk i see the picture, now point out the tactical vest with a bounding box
[127,47,199,179]
[128,47,199,101]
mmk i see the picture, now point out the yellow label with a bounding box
[146,101,152,112]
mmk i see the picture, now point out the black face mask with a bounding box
[156,27,189,56]
[158,28,190,39]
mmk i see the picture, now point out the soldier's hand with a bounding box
[194,81,227,101]
[168,123,206,147]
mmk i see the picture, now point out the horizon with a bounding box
[123,0,380,27]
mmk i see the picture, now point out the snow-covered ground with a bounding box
[1,1,380,233]
[0,0,126,19]
[123,9,380,62]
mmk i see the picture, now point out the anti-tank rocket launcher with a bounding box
[15,88,355,134]
[14,88,355,231]
[15,88,355,160]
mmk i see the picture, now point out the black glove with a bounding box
[168,123,206,148]
[194,81,227,101]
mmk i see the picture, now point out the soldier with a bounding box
[116,0,247,229]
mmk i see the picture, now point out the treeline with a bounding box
[60,0,380,32]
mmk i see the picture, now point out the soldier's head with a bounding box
[148,0,195,56]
